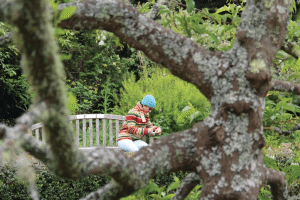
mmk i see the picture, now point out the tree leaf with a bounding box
[186,0,195,13]
[190,13,204,24]
[220,25,235,37]
[50,0,58,12]
[162,194,175,200]
[67,91,78,112]
[58,6,77,21]
[158,5,171,16]
[216,6,229,14]
[55,27,67,35]
[182,106,192,112]
[263,156,279,171]
[167,178,181,192]
[270,114,278,121]
[258,193,271,200]
[60,54,72,61]
[204,31,219,44]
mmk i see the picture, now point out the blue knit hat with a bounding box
[142,95,156,108]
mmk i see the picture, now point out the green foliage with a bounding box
[263,92,300,127]
[0,165,197,200]
[156,1,238,51]
[0,23,32,125]
[0,164,111,200]
[121,172,202,200]
[113,67,210,134]
[59,28,140,114]
[51,0,77,26]
[97,78,118,114]
[66,80,98,114]
[258,186,271,200]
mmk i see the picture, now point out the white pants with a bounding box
[117,139,148,152]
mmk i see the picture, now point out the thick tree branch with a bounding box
[235,0,290,97]
[280,42,300,60]
[82,129,201,199]
[172,172,201,200]
[265,168,288,200]
[271,80,300,95]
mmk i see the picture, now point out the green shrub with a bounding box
[0,164,191,200]
[113,67,211,134]
[0,165,111,200]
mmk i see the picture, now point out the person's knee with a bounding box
[118,140,139,152]
[134,141,148,150]
[121,146,139,152]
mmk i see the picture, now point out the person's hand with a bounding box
[148,128,155,134]
[154,126,162,135]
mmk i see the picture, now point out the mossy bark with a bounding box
[4,0,87,179]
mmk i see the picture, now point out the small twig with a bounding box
[16,104,28,112]
[137,50,146,71]
[271,122,300,136]
[280,42,300,60]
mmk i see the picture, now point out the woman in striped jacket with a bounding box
[117,95,162,152]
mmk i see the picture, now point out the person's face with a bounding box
[143,105,153,113]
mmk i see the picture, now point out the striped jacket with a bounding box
[117,101,154,141]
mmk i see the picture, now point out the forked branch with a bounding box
[172,172,201,200]
[264,168,288,200]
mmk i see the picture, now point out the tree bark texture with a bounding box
[0,0,292,199]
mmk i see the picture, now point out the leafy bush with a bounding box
[0,164,111,200]
[0,164,192,200]
[0,22,33,126]
[121,172,202,200]
[113,67,211,134]
[262,132,300,199]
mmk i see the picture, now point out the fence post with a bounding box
[102,119,106,146]
[109,119,113,146]
[96,119,100,147]
[83,118,86,147]
[89,119,93,147]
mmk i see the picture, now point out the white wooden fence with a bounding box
[30,114,154,150]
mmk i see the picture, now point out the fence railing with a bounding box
[30,114,154,150]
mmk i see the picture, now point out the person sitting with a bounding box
[117,95,162,152]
